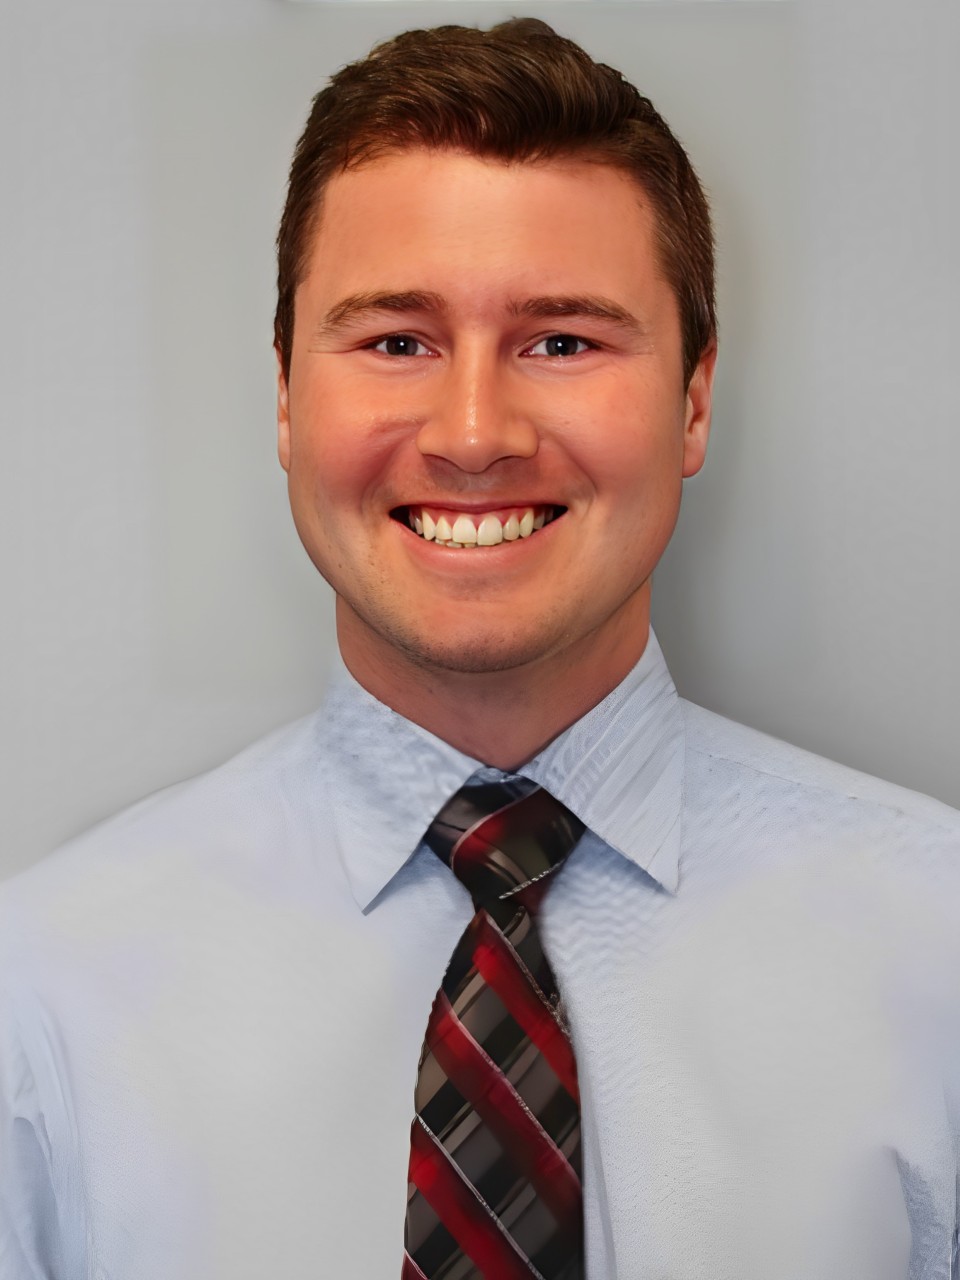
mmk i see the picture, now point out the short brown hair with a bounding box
[275,18,716,386]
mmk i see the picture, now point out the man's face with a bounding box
[278,149,714,683]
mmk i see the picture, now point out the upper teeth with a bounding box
[409,506,552,547]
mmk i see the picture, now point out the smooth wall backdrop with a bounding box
[1,0,957,880]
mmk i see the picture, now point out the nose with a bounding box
[415,349,539,472]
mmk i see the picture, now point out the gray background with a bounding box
[1,0,957,880]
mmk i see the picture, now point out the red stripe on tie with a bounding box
[472,913,580,1102]
[450,796,530,881]
[402,1249,429,1280]
[408,1117,541,1280]
[427,993,582,1226]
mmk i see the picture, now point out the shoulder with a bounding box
[680,698,960,856]
[0,707,335,966]
[686,696,960,834]
[675,702,960,1005]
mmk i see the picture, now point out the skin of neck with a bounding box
[335,583,652,771]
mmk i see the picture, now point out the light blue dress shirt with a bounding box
[1,632,959,1279]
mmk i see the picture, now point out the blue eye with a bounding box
[372,334,427,357]
[528,334,592,358]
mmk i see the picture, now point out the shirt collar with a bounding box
[522,630,684,894]
[316,630,684,912]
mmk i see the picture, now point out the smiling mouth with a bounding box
[393,504,564,548]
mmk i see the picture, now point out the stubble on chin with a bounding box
[339,588,575,680]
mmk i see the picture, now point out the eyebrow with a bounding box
[314,291,447,339]
[507,294,645,335]
[312,289,645,338]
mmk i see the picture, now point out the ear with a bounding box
[681,341,717,479]
[276,345,291,474]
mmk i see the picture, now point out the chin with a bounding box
[400,634,552,676]
[364,614,568,678]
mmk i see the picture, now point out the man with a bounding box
[1,18,958,1280]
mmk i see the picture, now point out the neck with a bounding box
[337,601,651,771]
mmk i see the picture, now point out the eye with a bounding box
[369,334,431,357]
[525,333,595,358]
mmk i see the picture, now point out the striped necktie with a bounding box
[403,775,587,1280]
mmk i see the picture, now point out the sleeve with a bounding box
[0,991,71,1280]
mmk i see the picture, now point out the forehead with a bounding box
[301,149,667,309]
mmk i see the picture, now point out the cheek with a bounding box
[554,369,685,467]
[287,388,385,504]
[564,410,685,499]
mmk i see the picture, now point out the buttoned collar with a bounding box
[316,630,684,912]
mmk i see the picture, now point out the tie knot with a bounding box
[424,775,585,913]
